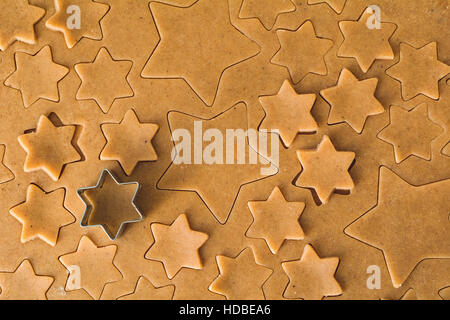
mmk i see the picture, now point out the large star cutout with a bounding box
[4,45,69,108]
[271,20,333,83]
[386,42,450,100]
[282,244,342,300]
[18,115,81,181]
[239,0,296,30]
[320,68,385,133]
[345,167,450,288]
[0,0,45,51]
[145,214,208,279]
[247,186,305,254]
[10,184,75,246]
[118,277,175,300]
[294,135,355,204]
[141,0,259,105]
[259,80,318,148]
[100,109,159,175]
[0,144,14,184]
[307,0,346,14]
[378,104,443,163]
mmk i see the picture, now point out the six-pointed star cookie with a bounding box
[100,109,159,175]
[378,104,443,163]
[141,0,259,105]
[307,0,346,14]
[145,214,208,280]
[18,115,81,181]
[10,184,75,246]
[59,236,122,299]
[320,68,384,133]
[0,260,53,300]
[345,167,450,288]
[4,45,69,108]
[271,20,333,83]
[294,135,355,204]
[259,80,318,148]
[209,248,272,300]
[239,0,296,30]
[282,244,342,300]
[118,276,175,300]
[0,0,45,51]
[386,42,450,100]
[0,145,14,184]
[46,0,109,48]
[247,186,305,254]
[338,7,396,73]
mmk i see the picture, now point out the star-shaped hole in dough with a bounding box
[209,247,272,300]
[10,184,75,246]
[75,47,134,113]
[100,109,159,175]
[307,0,346,14]
[386,42,450,100]
[320,68,385,133]
[18,115,82,181]
[0,0,45,51]
[0,144,14,184]
[45,0,109,48]
[247,186,305,254]
[4,45,69,108]
[377,103,443,163]
[59,236,122,300]
[271,20,333,84]
[294,135,355,205]
[259,80,318,148]
[282,244,342,300]
[118,276,175,300]
[239,0,296,30]
[145,214,208,280]
[345,167,450,288]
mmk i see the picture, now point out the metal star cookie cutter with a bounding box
[76,169,143,240]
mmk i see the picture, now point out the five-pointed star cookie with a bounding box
[18,115,81,181]
[271,20,333,83]
[345,167,450,288]
[282,244,342,300]
[10,184,75,246]
[209,248,272,300]
[307,0,346,14]
[59,236,122,299]
[141,0,259,105]
[386,42,450,100]
[118,276,175,300]
[247,186,305,254]
[0,145,14,184]
[239,0,296,30]
[378,104,443,163]
[259,80,318,147]
[145,214,208,280]
[320,68,385,133]
[294,135,355,204]
[4,45,69,108]
[0,260,53,300]
[46,0,109,48]
[100,109,159,175]
[338,7,396,72]
[0,0,45,51]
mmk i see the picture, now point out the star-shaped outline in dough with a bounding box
[239,0,296,30]
[307,0,347,14]
[118,276,175,300]
[0,144,14,184]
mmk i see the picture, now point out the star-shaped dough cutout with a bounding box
[118,277,175,300]
[0,0,45,51]
[386,42,450,100]
[259,80,318,148]
[345,167,450,288]
[282,244,342,300]
[320,68,384,133]
[0,144,14,184]
[10,184,75,246]
[307,0,346,14]
[145,214,208,280]
[45,0,109,48]
[247,186,305,254]
[100,109,159,175]
[338,7,396,72]
[239,0,296,30]
[18,115,81,181]
[271,20,333,83]
[59,236,122,299]
[294,135,355,204]
[0,260,53,300]
[209,248,272,300]
[377,104,443,163]
[141,0,259,105]
[4,45,69,108]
